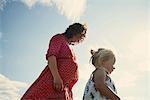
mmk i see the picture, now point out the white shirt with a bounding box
[83,68,117,100]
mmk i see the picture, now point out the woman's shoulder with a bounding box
[50,33,65,41]
[52,33,64,38]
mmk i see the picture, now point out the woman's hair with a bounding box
[90,48,115,68]
[64,23,87,41]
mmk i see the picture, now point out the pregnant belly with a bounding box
[57,61,78,85]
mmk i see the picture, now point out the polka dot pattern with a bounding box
[21,34,78,99]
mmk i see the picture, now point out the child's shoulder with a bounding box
[94,67,107,76]
[93,67,107,82]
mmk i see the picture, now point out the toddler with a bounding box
[83,48,120,100]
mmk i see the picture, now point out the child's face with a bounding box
[103,57,115,74]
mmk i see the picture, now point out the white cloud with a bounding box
[54,0,87,21]
[0,0,6,11]
[114,32,150,99]
[1,0,87,21]
[19,0,87,21]
[116,71,137,88]
[0,74,28,100]
[20,0,52,8]
[79,64,94,81]
[123,96,146,100]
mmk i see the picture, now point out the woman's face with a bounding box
[71,32,86,43]
[103,57,115,74]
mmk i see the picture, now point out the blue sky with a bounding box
[0,0,150,99]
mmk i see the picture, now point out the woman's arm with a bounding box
[94,69,120,100]
[47,55,64,91]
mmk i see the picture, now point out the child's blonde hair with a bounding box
[90,48,116,68]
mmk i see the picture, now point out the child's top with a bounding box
[83,67,117,100]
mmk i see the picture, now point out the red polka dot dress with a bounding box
[21,33,79,100]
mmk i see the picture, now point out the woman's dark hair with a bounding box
[64,23,87,39]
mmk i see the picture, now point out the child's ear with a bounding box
[101,60,106,66]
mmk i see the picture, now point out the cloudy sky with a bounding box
[0,0,149,99]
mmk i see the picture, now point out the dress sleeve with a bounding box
[46,34,62,60]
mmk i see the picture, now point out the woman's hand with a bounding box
[53,76,64,91]
[47,56,64,91]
